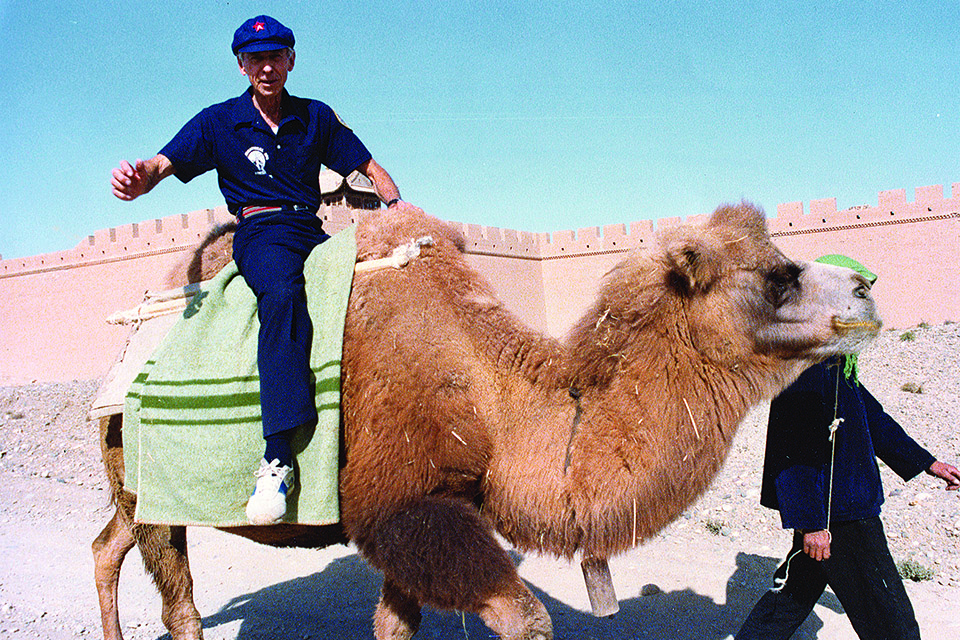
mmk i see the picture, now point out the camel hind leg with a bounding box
[359,496,553,640]
[93,510,137,640]
[92,507,202,640]
[95,413,202,640]
[136,522,203,638]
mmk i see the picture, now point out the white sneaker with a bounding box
[245,458,295,525]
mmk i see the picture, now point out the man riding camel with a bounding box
[111,15,423,525]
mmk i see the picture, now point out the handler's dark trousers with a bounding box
[232,208,328,439]
[736,517,920,640]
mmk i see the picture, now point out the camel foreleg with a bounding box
[356,495,553,640]
[478,583,553,640]
[374,578,422,639]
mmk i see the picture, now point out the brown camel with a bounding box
[93,203,880,640]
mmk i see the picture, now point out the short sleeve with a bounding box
[158,109,217,183]
[316,103,371,177]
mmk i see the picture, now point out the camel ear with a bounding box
[664,236,721,295]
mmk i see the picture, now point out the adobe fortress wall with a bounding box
[2,184,957,384]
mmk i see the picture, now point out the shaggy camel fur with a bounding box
[93,203,881,640]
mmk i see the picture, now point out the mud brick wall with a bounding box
[2,185,957,383]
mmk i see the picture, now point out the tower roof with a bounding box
[320,169,377,195]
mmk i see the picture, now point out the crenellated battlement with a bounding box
[771,183,960,237]
[5,183,957,279]
[1,207,234,279]
[457,222,545,259]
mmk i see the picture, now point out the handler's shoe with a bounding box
[245,458,295,525]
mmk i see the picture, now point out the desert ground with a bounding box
[1,323,958,639]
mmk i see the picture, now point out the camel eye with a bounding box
[764,263,801,307]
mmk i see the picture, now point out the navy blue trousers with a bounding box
[232,209,328,439]
[736,517,920,640]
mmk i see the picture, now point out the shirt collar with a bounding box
[232,87,306,130]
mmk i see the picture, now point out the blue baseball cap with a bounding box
[232,15,295,55]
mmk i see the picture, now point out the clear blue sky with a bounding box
[1,1,957,259]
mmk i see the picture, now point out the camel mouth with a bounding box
[831,316,882,336]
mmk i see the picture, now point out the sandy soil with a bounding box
[0,324,958,640]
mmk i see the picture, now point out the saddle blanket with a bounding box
[121,226,356,526]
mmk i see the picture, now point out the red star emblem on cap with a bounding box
[253,21,265,31]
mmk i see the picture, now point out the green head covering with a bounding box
[815,254,878,383]
[814,254,877,285]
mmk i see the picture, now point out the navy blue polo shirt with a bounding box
[159,88,372,215]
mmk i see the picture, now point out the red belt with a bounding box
[237,205,313,219]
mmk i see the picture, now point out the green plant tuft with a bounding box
[897,558,934,582]
[704,519,725,536]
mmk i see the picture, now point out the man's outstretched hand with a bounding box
[111,155,173,201]
[927,460,960,491]
[112,159,150,200]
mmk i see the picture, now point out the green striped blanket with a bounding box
[123,226,356,526]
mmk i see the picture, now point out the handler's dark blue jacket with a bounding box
[760,358,935,531]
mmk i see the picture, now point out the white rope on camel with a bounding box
[354,236,434,273]
[106,283,204,325]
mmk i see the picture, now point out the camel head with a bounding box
[661,202,881,366]
[568,202,881,391]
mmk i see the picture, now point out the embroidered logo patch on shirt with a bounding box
[245,146,269,175]
[331,109,353,131]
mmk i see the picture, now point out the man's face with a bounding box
[238,49,295,99]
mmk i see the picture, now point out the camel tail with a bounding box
[98,415,120,497]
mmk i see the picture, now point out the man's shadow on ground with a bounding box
[179,551,843,640]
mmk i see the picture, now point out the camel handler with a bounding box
[734,256,960,640]
[111,15,424,525]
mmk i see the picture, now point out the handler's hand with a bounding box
[388,199,425,216]
[802,529,831,561]
[111,159,150,201]
[927,460,960,491]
